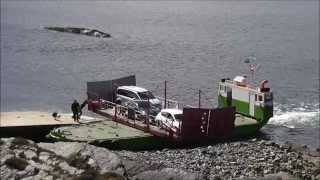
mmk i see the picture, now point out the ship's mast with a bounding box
[244,56,260,86]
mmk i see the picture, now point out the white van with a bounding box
[116,86,162,116]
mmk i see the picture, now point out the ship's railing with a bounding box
[156,97,194,109]
[87,90,192,110]
[92,98,158,125]
[87,91,190,135]
[88,97,181,137]
[157,97,180,109]
[223,80,259,92]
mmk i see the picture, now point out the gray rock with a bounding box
[16,165,37,179]
[82,143,124,174]
[0,154,15,165]
[39,151,51,162]
[38,142,86,159]
[58,161,80,174]
[23,150,37,160]
[1,138,82,179]
[38,141,124,175]
[121,159,161,177]
[0,164,18,179]
[132,168,199,180]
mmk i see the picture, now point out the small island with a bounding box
[45,26,111,38]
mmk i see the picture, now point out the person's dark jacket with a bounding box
[71,101,80,113]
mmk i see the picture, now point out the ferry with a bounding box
[218,76,273,137]
[48,75,273,149]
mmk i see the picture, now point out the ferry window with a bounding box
[167,114,174,120]
[224,86,227,92]
[127,91,139,100]
[161,112,168,117]
[117,89,127,97]
[138,91,155,100]
[265,93,273,101]
[255,94,257,101]
[220,85,224,91]
[258,95,263,101]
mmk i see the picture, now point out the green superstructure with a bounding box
[218,77,273,126]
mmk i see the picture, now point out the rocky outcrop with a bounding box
[0,138,83,179]
[1,137,319,180]
[0,138,198,180]
[45,27,111,38]
[38,142,125,175]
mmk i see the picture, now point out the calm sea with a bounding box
[1,0,319,149]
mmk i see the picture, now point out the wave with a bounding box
[268,103,319,128]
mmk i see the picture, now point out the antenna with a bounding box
[164,81,167,109]
[244,56,260,86]
[250,63,261,86]
[198,89,201,108]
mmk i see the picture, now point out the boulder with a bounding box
[1,138,124,179]
[38,142,125,175]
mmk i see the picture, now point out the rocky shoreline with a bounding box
[1,137,319,180]
[116,139,320,180]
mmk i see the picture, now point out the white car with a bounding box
[155,109,183,133]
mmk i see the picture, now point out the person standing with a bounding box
[71,100,80,122]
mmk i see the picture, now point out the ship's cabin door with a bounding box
[226,87,232,106]
[249,93,255,117]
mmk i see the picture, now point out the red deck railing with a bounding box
[88,99,180,139]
